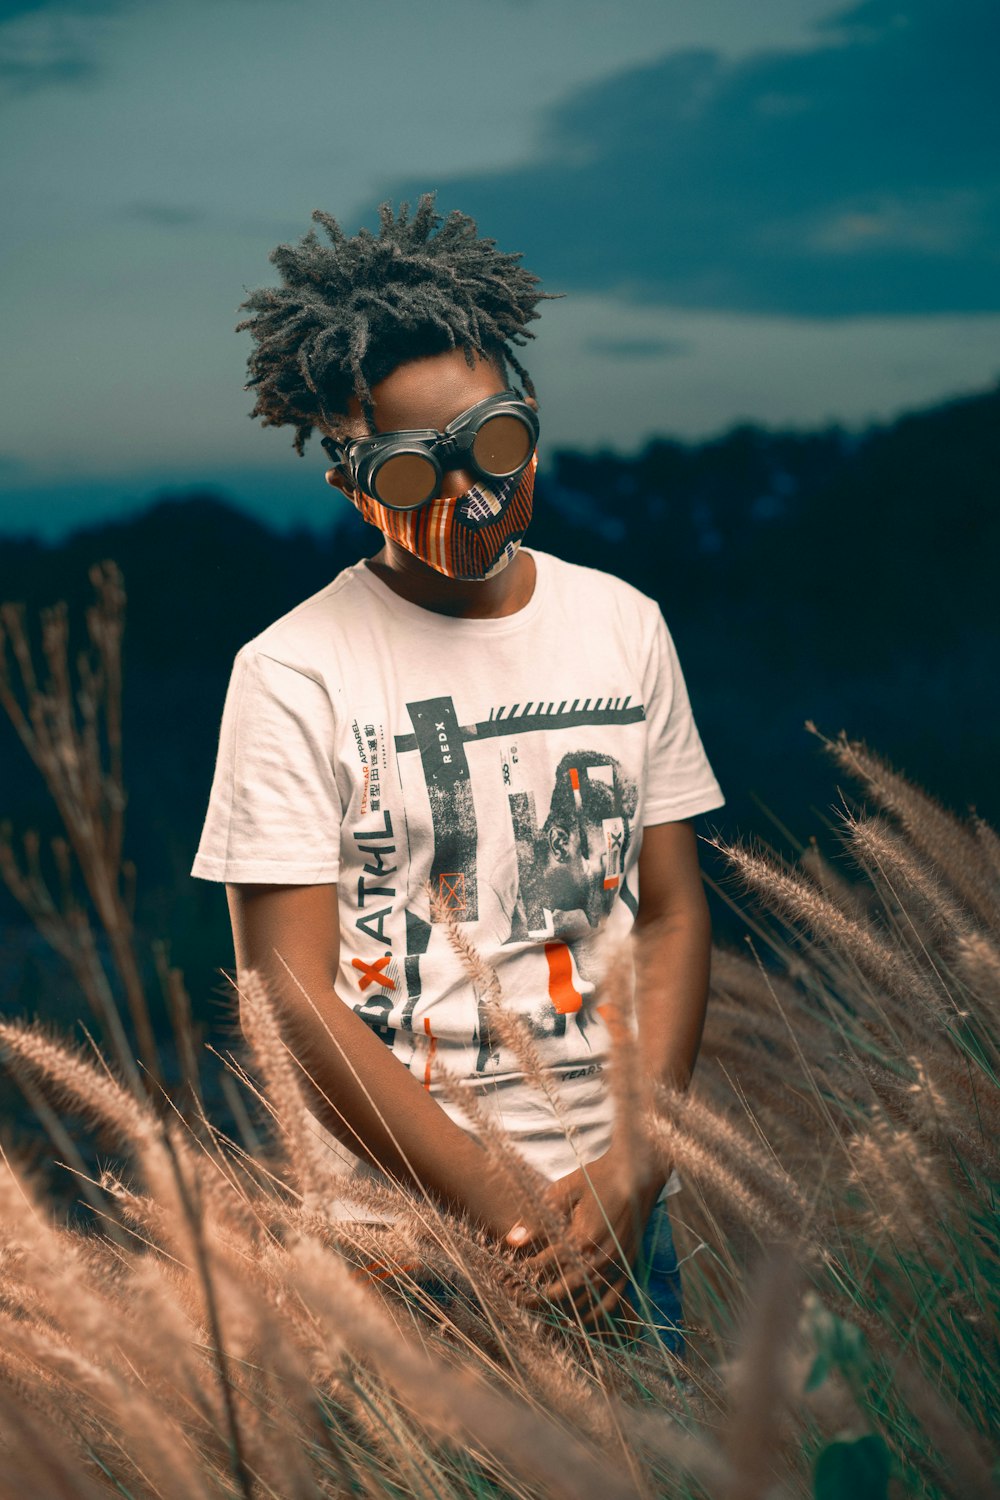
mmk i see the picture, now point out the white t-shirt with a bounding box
[192,548,725,1217]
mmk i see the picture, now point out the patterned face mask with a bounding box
[350,450,537,581]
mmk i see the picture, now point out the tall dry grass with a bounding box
[0,566,996,1499]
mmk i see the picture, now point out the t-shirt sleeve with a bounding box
[641,606,725,825]
[190,647,343,884]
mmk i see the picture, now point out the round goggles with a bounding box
[321,389,539,511]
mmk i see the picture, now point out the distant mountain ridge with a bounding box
[3,378,996,655]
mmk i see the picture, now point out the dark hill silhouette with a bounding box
[533,383,1000,653]
[1,382,997,1026]
[0,493,372,675]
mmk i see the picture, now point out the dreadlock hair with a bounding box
[236,192,559,455]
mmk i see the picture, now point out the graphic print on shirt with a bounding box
[345,693,646,1077]
[350,804,399,1046]
[404,697,481,921]
[476,745,638,1074]
[503,748,638,942]
[394,692,644,921]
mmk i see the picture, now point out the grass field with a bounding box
[0,567,996,1499]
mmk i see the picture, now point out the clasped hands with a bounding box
[501,1146,666,1333]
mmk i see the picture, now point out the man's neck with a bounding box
[365,544,536,619]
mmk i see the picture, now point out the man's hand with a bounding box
[505,1147,666,1332]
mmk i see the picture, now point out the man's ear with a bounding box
[548,824,571,862]
[324,467,358,499]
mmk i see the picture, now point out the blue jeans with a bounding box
[629,1195,686,1360]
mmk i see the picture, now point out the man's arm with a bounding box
[631,817,713,1094]
[227,881,544,1236]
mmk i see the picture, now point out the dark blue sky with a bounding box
[1,0,997,537]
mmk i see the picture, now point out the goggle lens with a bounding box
[471,413,533,475]
[374,450,439,508]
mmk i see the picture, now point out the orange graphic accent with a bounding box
[352,953,396,991]
[438,872,467,911]
[423,1016,438,1090]
[568,766,580,790]
[544,941,583,1014]
[352,1258,422,1285]
[603,874,620,890]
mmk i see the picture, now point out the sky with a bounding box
[1,0,998,538]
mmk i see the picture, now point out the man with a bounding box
[192,194,724,1354]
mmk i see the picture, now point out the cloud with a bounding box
[0,2,63,18]
[387,0,1000,318]
[0,0,117,20]
[0,0,117,94]
[0,45,91,88]
[124,201,207,227]
[582,335,692,359]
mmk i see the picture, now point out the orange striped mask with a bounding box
[351,450,537,581]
